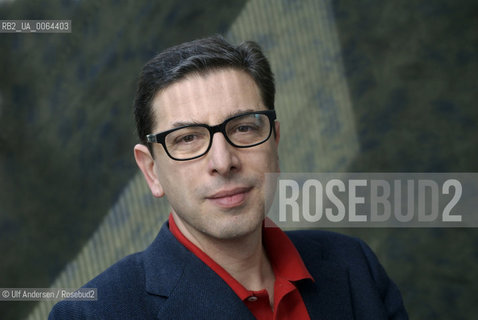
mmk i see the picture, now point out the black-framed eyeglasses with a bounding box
[146,110,276,161]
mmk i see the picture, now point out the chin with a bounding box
[212,214,263,240]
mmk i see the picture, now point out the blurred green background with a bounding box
[0,0,477,319]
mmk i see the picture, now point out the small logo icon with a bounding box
[2,290,10,298]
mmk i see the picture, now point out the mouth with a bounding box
[206,187,253,208]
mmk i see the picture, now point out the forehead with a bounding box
[151,68,263,131]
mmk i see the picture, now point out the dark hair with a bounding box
[133,35,275,152]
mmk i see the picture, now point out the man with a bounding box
[49,36,408,319]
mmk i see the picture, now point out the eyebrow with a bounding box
[170,108,259,128]
[171,120,203,128]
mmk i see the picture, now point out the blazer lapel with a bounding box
[142,223,255,320]
[290,233,355,320]
[299,260,354,320]
[155,257,255,320]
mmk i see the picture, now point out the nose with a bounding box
[207,132,240,176]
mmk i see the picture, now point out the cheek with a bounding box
[243,145,278,167]
[162,169,186,188]
[160,172,193,207]
[155,159,178,191]
[258,145,280,170]
[158,161,199,191]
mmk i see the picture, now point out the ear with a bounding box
[134,144,165,198]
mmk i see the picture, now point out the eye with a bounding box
[181,134,196,143]
[236,125,255,133]
[174,133,203,144]
[234,121,261,134]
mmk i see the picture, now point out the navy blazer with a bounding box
[49,222,408,319]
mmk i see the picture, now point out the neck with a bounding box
[172,213,275,293]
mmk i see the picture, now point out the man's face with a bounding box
[138,68,280,241]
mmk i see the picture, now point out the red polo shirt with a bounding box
[169,214,313,320]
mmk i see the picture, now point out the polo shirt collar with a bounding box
[168,214,314,300]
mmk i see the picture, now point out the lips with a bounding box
[206,187,252,208]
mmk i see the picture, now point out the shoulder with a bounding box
[49,222,192,319]
[49,251,148,320]
[286,229,408,319]
[48,222,182,319]
[88,250,145,290]
[286,229,389,284]
[286,229,371,261]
